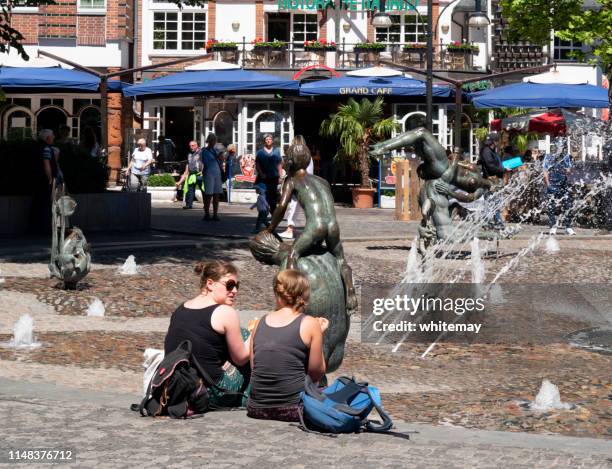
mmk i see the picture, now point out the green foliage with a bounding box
[1,0,56,60]
[0,140,108,195]
[500,0,612,104]
[147,174,177,187]
[474,127,490,143]
[382,190,395,197]
[320,97,399,187]
[354,43,387,51]
[512,132,539,154]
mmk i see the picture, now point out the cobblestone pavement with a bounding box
[1,378,611,469]
[1,203,611,466]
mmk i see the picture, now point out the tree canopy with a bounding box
[500,0,612,76]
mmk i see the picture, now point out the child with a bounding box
[251,183,270,233]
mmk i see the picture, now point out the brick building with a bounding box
[1,0,135,180]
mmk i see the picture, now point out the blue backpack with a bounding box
[299,376,393,434]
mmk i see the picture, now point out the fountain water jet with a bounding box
[86,298,106,317]
[2,314,42,349]
[119,255,139,275]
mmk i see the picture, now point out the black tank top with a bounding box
[164,303,228,384]
[247,314,308,408]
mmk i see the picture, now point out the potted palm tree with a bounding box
[320,97,398,208]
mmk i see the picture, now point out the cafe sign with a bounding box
[339,87,393,95]
[279,0,420,12]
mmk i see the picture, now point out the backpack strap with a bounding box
[363,387,393,433]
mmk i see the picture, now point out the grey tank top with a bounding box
[247,314,308,408]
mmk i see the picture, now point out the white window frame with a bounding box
[291,12,318,45]
[152,9,208,54]
[375,13,428,44]
[553,36,582,62]
[77,0,106,15]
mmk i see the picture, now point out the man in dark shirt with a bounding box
[479,136,506,228]
[255,134,282,214]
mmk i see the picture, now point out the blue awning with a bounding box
[299,76,452,98]
[0,66,125,92]
[123,69,300,97]
[470,82,609,109]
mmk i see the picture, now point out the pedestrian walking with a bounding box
[543,147,576,235]
[175,140,204,209]
[202,133,223,221]
[256,134,282,215]
[127,138,154,192]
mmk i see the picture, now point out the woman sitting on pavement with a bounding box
[247,269,328,422]
[164,260,251,408]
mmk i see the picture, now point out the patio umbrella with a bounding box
[299,75,452,98]
[123,69,299,97]
[470,82,609,109]
[0,65,125,92]
[490,109,599,136]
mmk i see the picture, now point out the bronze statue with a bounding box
[265,140,357,312]
[249,231,349,373]
[49,182,91,289]
[370,128,491,246]
[248,138,357,373]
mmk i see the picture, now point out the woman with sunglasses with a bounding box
[164,260,251,408]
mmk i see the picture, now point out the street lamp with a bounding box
[372,11,393,28]
[468,11,490,30]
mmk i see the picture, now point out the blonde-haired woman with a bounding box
[127,138,154,192]
[164,260,251,408]
[247,269,328,422]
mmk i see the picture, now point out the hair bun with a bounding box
[194,263,204,276]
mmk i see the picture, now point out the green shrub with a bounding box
[0,139,108,196]
[147,174,177,187]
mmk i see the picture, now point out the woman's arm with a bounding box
[303,316,326,383]
[216,306,250,366]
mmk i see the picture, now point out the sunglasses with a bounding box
[219,280,240,292]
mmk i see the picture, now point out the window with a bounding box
[181,12,207,50]
[154,12,178,50]
[292,13,317,43]
[403,15,427,43]
[554,37,582,61]
[375,15,427,44]
[375,15,401,43]
[79,0,105,8]
[154,11,206,51]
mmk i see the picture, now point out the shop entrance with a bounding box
[164,106,194,163]
[293,101,356,196]
[267,13,290,42]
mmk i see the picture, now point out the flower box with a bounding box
[446,42,479,54]
[403,43,426,52]
[205,40,238,52]
[354,43,386,52]
[251,40,287,51]
[304,40,336,51]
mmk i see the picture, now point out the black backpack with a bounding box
[137,340,212,419]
